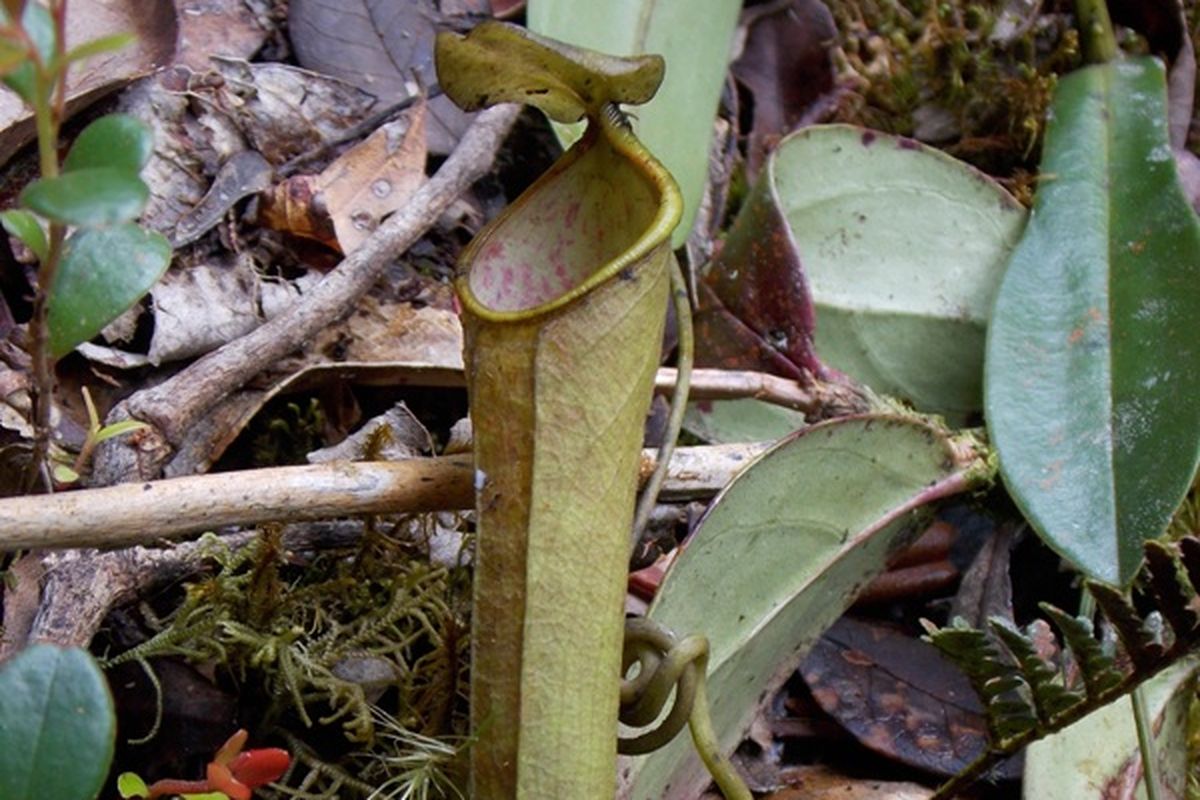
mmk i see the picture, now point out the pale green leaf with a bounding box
[622,415,986,799]
[0,208,46,262]
[1022,658,1197,799]
[92,419,149,444]
[768,125,1026,419]
[63,32,136,65]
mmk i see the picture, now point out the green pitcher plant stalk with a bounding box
[436,22,687,798]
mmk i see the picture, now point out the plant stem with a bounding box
[631,255,693,546]
[21,1,69,490]
[22,89,64,491]
[1074,0,1118,64]
[1131,685,1165,800]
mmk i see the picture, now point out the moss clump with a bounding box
[104,520,472,797]
[826,1,1084,200]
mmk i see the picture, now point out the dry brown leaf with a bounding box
[0,0,177,164]
[174,0,268,72]
[205,58,378,164]
[317,101,428,253]
[766,765,933,800]
[257,174,339,249]
[287,0,480,153]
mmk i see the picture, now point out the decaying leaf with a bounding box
[288,0,482,153]
[205,58,379,164]
[316,100,428,253]
[800,616,1021,779]
[173,0,268,72]
[731,0,836,177]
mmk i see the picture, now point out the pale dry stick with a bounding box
[0,444,768,552]
[660,367,869,418]
[93,104,523,485]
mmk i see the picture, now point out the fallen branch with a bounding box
[0,443,768,551]
[659,367,866,415]
[93,103,524,484]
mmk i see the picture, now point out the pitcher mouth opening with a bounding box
[457,113,682,321]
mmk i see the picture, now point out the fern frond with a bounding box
[925,535,1200,800]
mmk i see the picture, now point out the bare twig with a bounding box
[93,104,523,484]
[660,367,868,417]
[0,444,769,552]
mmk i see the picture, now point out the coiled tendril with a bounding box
[619,618,751,800]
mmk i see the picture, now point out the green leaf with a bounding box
[91,419,148,444]
[47,224,171,358]
[682,399,806,444]
[0,644,116,800]
[0,208,47,262]
[3,2,53,104]
[21,168,149,227]
[0,34,28,75]
[63,114,153,174]
[527,0,740,245]
[116,772,149,799]
[984,57,1200,586]
[762,125,1026,419]
[63,32,136,66]
[623,415,987,800]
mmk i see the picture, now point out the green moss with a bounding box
[103,521,472,798]
[827,1,1085,199]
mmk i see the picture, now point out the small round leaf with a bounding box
[47,224,171,358]
[0,208,47,262]
[0,644,116,800]
[21,168,149,227]
[116,772,149,798]
[64,114,153,173]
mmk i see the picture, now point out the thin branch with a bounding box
[0,444,769,551]
[659,367,868,417]
[93,103,523,484]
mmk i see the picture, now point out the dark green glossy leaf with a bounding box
[21,168,148,227]
[984,57,1200,586]
[63,114,153,173]
[0,644,116,800]
[0,208,46,262]
[47,223,171,358]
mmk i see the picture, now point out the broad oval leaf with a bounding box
[619,415,987,799]
[63,113,153,174]
[527,0,740,245]
[764,125,1026,418]
[48,223,171,358]
[0,644,116,800]
[984,57,1200,586]
[21,168,149,227]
